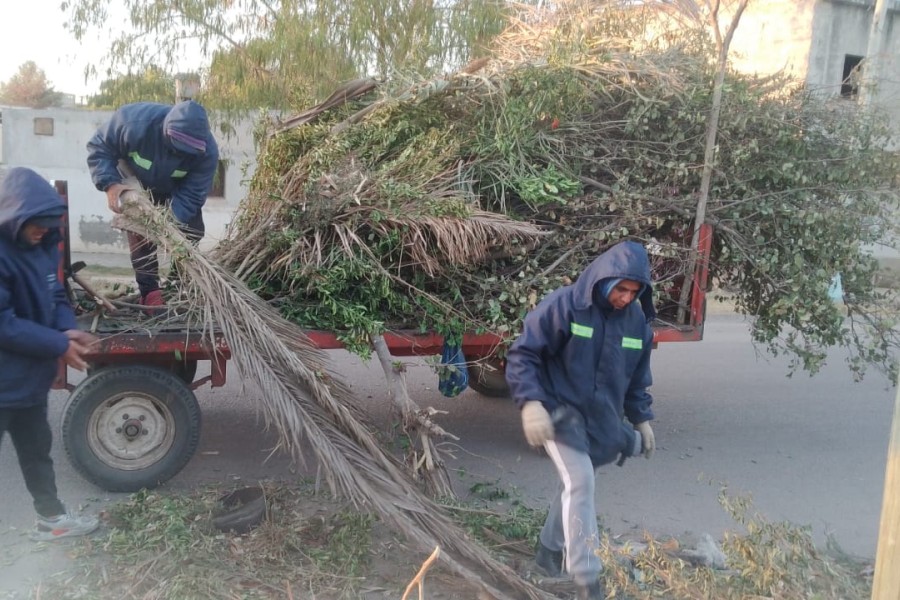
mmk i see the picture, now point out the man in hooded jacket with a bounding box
[0,167,99,540]
[86,100,219,308]
[505,240,657,599]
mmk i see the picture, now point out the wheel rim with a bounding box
[88,392,176,470]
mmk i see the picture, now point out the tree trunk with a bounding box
[678,0,749,322]
[370,335,458,498]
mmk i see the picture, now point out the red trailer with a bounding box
[51,181,712,492]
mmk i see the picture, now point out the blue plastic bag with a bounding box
[828,273,844,302]
[438,342,469,397]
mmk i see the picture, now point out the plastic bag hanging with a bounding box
[438,341,469,397]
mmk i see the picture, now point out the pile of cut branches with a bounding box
[219,1,899,378]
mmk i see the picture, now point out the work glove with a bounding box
[635,421,655,459]
[105,183,128,214]
[521,401,554,447]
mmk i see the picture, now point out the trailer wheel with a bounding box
[467,358,510,398]
[62,365,202,492]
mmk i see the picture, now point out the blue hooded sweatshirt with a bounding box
[0,168,78,408]
[505,240,655,466]
[86,101,219,224]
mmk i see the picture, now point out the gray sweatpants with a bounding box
[540,431,642,585]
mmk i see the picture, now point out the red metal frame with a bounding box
[651,222,712,344]
[52,179,712,392]
[82,332,231,390]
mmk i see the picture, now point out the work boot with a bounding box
[575,580,605,600]
[534,541,563,577]
[141,289,165,314]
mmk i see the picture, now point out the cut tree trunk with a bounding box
[370,335,458,497]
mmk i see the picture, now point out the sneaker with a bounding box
[31,513,100,541]
[575,581,606,600]
[535,541,563,577]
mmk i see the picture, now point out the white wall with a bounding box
[726,0,900,141]
[724,0,900,269]
[727,0,818,80]
[0,106,258,255]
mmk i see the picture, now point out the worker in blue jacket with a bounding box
[0,167,99,541]
[86,100,219,308]
[505,240,657,600]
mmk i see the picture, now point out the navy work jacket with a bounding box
[86,101,219,223]
[506,241,656,465]
[0,168,77,408]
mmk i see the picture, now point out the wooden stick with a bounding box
[873,379,900,599]
[401,546,441,600]
[71,272,118,313]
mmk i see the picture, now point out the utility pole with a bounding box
[866,4,897,591]
[873,375,900,599]
[858,0,889,108]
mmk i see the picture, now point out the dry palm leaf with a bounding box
[116,182,553,600]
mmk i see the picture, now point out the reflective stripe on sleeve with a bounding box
[128,151,152,170]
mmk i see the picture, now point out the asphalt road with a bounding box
[0,313,896,596]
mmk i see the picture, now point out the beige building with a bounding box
[727,0,899,131]
[726,0,899,275]
[0,106,258,255]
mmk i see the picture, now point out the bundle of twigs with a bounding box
[117,184,552,599]
[216,0,898,378]
[213,3,723,340]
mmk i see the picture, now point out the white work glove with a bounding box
[635,421,655,459]
[521,401,554,447]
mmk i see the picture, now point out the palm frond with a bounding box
[117,183,551,600]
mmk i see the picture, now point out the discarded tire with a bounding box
[212,486,267,534]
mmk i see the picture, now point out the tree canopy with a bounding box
[0,61,64,108]
[86,67,177,108]
[62,0,514,111]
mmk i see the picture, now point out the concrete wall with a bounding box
[727,0,900,138]
[728,0,818,80]
[724,0,899,271]
[810,0,900,125]
[0,106,258,254]
[810,1,900,273]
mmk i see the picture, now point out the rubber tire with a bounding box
[88,360,198,385]
[62,365,202,493]
[467,359,510,398]
[212,487,267,534]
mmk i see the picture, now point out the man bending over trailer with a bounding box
[86,100,219,309]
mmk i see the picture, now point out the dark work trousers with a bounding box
[128,198,205,297]
[0,405,66,518]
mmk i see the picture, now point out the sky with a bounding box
[0,0,108,99]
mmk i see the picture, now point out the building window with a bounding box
[210,160,226,197]
[841,54,864,98]
[33,117,54,136]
